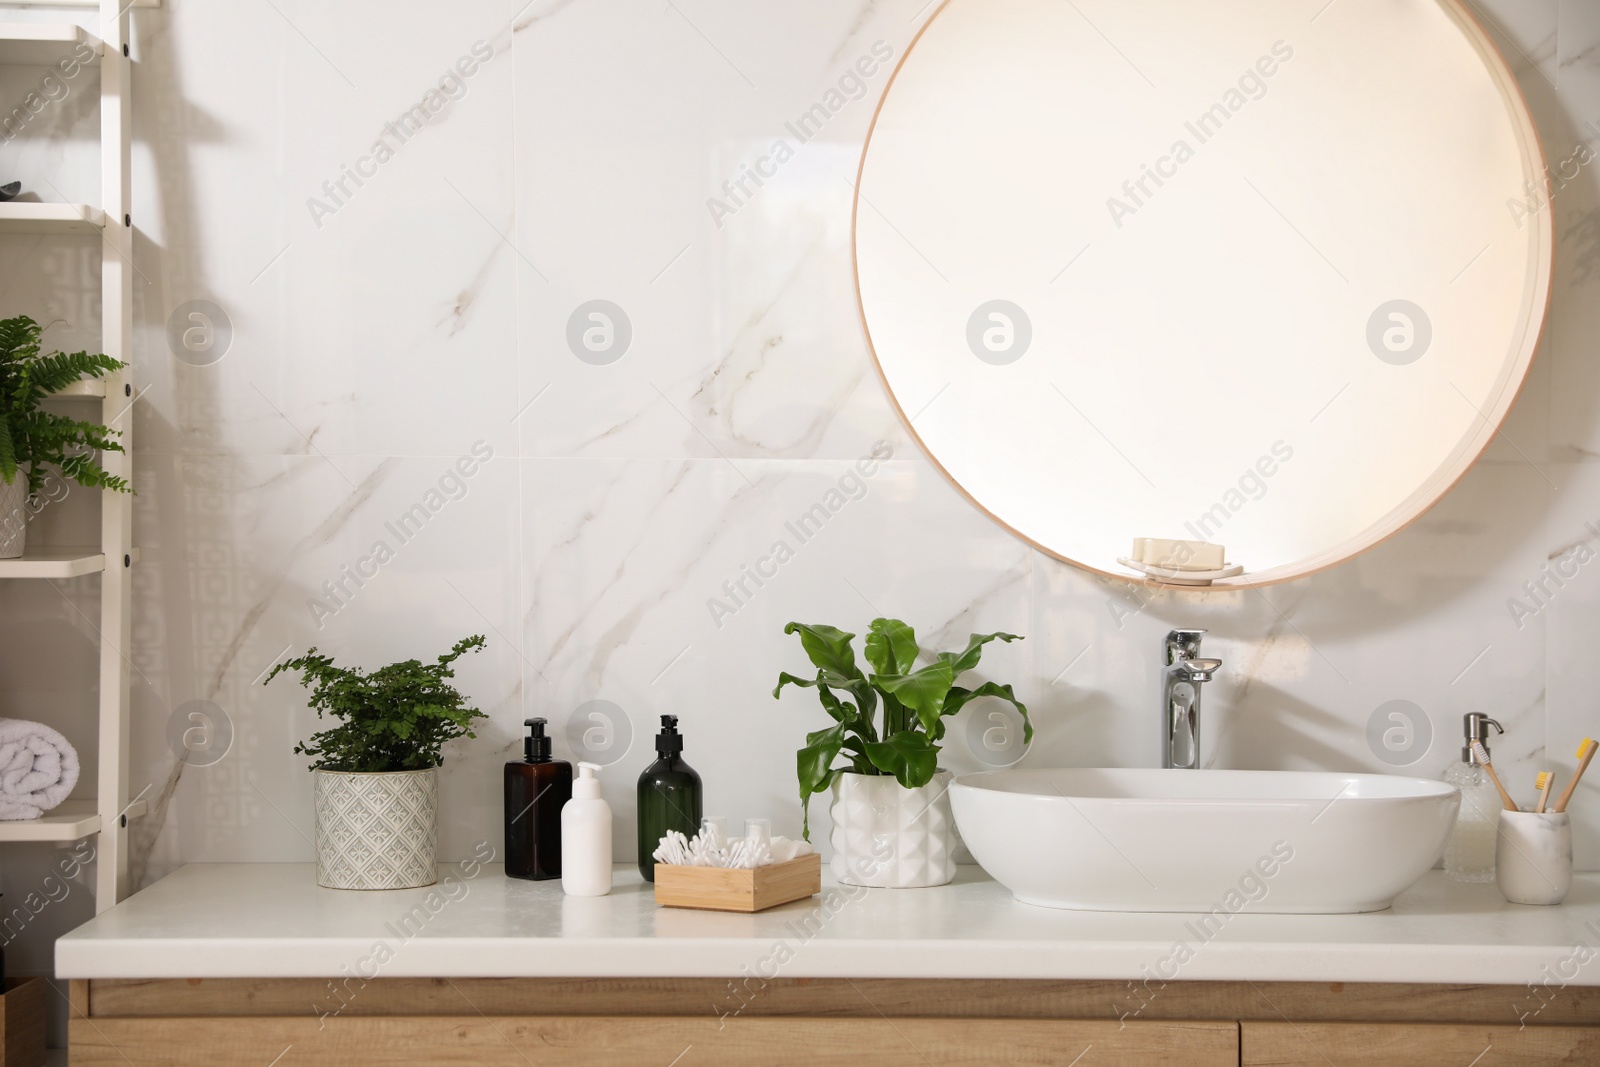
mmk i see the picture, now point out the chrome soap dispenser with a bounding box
[1442,712,1504,883]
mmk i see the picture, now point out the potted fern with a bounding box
[774,618,1031,888]
[0,315,129,558]
[267,635,488,890]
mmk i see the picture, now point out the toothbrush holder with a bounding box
[1497,810,1572,906]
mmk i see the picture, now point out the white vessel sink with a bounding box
[951,768,1459,914]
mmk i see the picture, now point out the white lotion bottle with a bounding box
[562,761,612,897]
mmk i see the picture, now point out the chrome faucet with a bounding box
[1163,629,1222,769]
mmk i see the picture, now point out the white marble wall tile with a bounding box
[1545,159,1600,460]
[521,453,1032,853]
[1029,461,1547,785]
[123,451,523,886]
[512,0,925,462]
[1541,461,1600,867]
[1561,0,1600,106]
[130,0,520,460]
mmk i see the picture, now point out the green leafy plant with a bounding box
[0,315,129,497]
[774,618,1031,838]
[266,635,489,772]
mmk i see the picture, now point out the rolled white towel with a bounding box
[0,717,80,820]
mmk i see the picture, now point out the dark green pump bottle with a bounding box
[637,715,702,881]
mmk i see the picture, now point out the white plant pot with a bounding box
[829,769,957,888]
[0,474,28,559]
[314,768,438,890]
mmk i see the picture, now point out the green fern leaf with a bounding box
[29,350,122,396]
[0,315,130,495]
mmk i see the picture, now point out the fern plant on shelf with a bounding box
[0,314,128,558]
[266,635,489,891]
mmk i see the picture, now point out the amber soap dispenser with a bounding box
[505,717,572,880]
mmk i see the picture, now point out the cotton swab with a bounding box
[1551,738,1598,815]
[1534,771,1554,814]
[651,827,774,869]
[1470,741,1519,812]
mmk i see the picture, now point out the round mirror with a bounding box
[854,0,1551,587]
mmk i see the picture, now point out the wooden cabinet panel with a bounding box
[1243,1021,1600,1066]
[71,1015,1237,1067]
[85,977,1600,1026]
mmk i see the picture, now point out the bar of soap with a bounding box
[1130,538,1225,571]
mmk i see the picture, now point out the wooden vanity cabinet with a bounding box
[67,977,1600,1066]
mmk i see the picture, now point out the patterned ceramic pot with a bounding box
[314,768,438,890]
[0,473,28,559]
[829,769,957,888]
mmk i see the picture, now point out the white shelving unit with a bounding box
[49,378,107,398]
[0,797,144,843]
[0,0,142,915]
[0,202,106,233]
[0,547,107,579]
[0,22,98,65]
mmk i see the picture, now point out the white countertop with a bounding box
[56,863,1600,985]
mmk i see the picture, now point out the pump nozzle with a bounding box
[523,717,552,763]
[1463,712,1504,764]
[654,715,683,757]
[574,761,603,799]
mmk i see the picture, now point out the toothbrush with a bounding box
[1551,738,1598,815]
[1470,741,1519,812]
[1535,771,1554,814]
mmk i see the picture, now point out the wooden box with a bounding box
[654,853,822,913]
[0,976,46,1067]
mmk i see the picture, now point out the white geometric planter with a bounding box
[0,474,28,559]
[829,769,957,888]
[314,768,438,890]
